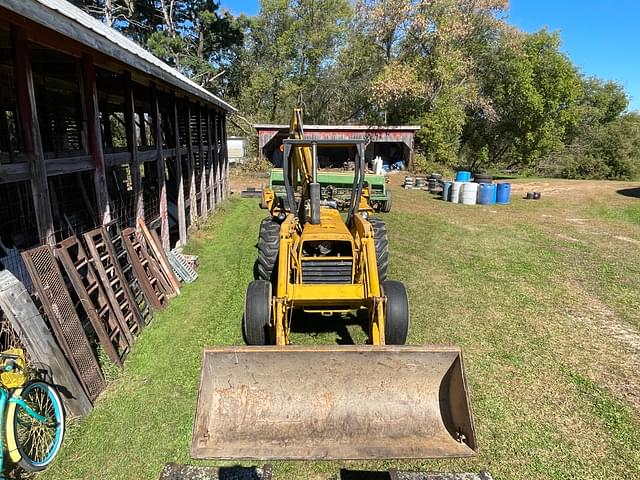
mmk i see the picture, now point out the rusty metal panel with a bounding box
[121,227,168,310]
[56,235,131,367]
[21,245,106,402]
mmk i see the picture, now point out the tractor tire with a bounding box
[382,280,409,345]
[257,217,280,283]
[369,217,389,282]
[243,280,272,345]
[381,190,392,212]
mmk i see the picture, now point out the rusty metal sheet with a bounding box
[21,245,106,402]
[191,345,476,460]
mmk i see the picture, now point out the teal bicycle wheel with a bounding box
[6,381,65,471]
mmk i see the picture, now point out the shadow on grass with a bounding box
[290,310,368,344]
[617,187,640,198]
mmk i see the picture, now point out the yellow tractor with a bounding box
[191,107,477,461]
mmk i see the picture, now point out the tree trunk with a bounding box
[104,0,113,27]
[160,0,176,36]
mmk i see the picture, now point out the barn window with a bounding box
[0,29,24,164]
[30,43,84,158]
[96,68,128,153]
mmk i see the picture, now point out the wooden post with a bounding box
[214,112,222,206]
[198,106,207,220]
[185,100,197,225]
[206,109,215,212]
[124,72,143,226]
[221,114,229,199]
[11,26,54,245]
[173,95,187,246]
[81,54,111,225]
[151,84,169,250]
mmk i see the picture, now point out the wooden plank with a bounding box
[124,72,144,224]
[105,151,132,167]
[0,270,92,417]
[21,245,106,402]
[138,149,158,163]
[174,95,187,246]
[0,162,29,184]
[138,219,181,295]
[55,236,128,367]
[151,84,170,250]
[44,155,94,176]
[12,25,55,245]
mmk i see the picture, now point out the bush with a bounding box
[234,157,273,175]
[412,152,455,178]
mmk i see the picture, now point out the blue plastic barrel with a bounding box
[455,170,471,182]
[442,181,452,201]
[491,184,497,204]
[478,183,496,205]
[496,183,511,205]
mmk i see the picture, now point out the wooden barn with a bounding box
[0,0,235,287]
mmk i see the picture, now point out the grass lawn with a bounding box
[42,178,640,480]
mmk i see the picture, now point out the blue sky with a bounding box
[219,0,640,111]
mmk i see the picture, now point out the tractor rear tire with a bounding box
[382,280,409,345]
[243,280,272,345]
[369,217,389,282]
[257,217,280,283]
[381,190,392,212]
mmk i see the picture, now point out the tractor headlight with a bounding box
[361,211,369,220]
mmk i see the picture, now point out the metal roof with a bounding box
[2,0,237,113]
[255,124,421,131]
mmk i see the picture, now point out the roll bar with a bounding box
[282,139,367,223]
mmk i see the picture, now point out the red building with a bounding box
[255,124,420,169]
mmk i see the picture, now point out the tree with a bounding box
[464,29,583,170]
[232,0,351,124]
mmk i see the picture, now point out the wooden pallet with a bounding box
[138,219,181,295]
[56,235,132,367]
[21,245,106,402]
[84,227,144,337]
[105,222,153,326]
[121,227,168,310]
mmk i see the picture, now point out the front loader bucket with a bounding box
[191,345,477,460]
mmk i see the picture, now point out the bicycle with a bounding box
[0,349,65,477]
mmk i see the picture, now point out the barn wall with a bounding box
[0,10,231,287]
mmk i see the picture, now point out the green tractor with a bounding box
[264,168,392,212]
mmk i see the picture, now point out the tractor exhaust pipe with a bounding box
[191,345,477,460]
[310,142,320,224]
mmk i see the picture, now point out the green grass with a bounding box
[42,181,640,479]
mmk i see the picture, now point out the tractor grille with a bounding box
[302,259,353,284]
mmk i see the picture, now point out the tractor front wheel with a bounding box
[243,280,272,345]
[382,280,409,345]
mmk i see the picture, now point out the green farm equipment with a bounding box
[264,168,392,212]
